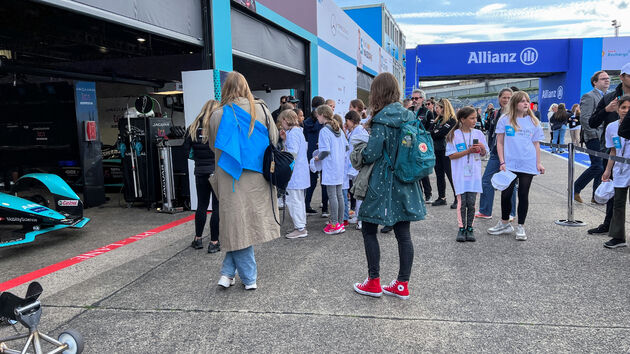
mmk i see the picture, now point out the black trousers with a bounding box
[420,176,432,200]
[434,151,455,200]
[195,174,219,241]
[501,172,534,225]
[361,221,413,282]
[305,171,328,211]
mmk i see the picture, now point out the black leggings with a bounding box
[361,221,413,282]
[501,172,534,225]
[434,151,455,199]
[195,174,219,241]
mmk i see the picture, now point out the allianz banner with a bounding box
[416,39,570,78]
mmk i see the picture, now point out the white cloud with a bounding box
[400,19,624,47]
[477,3,507,14]
[394,1,629,23]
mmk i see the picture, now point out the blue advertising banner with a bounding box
[416,39,570,78]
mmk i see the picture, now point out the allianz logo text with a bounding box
[467,47,538,65]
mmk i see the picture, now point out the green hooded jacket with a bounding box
[358,102,426,226]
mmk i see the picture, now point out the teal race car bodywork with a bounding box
[0,174,90,247]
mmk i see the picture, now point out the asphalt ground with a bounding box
[2,147,630,352]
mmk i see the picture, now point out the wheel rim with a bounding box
[58,333,78,354]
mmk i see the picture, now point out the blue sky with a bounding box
[334,0,630,47]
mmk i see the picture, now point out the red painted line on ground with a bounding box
[0,214,196,292]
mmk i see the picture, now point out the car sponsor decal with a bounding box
[29,207,48,213]
[5,217,38,223]
[57,200,79,207]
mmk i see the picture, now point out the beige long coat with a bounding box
[207,97,281,252]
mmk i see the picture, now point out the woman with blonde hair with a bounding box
[185,100,221,252]
[569,103,581,145]
[430,98,458,208]
[487,91,545,240]
[353,72,426,300]
[206,71,280,290]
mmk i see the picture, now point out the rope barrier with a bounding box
[540,142,630,165]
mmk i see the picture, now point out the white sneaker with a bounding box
[487,221,514,235]
[218,275,236,288]
[509,215,514,222]
[244,283,257,290]
[348,216,358,224]
[356,221,362,230]
[321,212,330,218]
[286,228,308,239]
[515,225,527,240]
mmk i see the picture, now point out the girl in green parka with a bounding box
[353,73,427,300]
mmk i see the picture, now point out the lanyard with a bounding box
[459,129,473,163]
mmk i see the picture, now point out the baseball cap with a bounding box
[286,96,300,103]
[622,63,630,75]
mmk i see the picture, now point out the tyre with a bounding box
[58,329,84,354]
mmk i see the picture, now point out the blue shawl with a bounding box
[214,104,269,181]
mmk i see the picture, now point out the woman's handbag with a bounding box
[260,104,294,191]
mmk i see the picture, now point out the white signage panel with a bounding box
[358,28,379,73]
[317,0,359,61]
[182,69,214,211]
[318,47,357,118]
[379,48,394,74]
[602,37,630,70]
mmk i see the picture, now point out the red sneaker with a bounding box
[474,212,492,219]
[343,220,349,227]
[353,277,382,297]
[382,280,409,300]
[323,223,335,234]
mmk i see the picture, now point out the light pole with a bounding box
[612,19,620,37]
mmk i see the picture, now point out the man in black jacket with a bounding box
[304,96,327,216]
[410,89,434,204]
[587,63,630,235]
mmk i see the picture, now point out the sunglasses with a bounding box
[411,97,420,101]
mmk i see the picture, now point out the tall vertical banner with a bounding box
[318,47,357,118]
[74,81,105,207]
[182,70,215,211]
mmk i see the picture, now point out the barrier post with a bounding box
[555,142,586,227]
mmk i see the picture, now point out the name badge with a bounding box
[456,143,467,152]
[613,136,622,149]
[505,125,516,137]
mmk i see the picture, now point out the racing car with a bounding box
[0,173,89,248]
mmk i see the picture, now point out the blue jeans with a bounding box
[574,138,603,197]
[479,152,516,217]
[221,246,257,286]
[551,125,567,153]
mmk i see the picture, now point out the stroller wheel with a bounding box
[58,329,84,354]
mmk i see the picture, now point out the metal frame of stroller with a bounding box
[0,282,83,354]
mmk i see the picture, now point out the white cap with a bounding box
[622,62,630,75]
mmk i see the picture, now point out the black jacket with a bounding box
[415,106,434,129]
[617,111,630,139]
[183,124,215,176]
[486,108,503,154]
[303,112,323,158]
[590,83,626,149]
[550,111,570,130]
[429,116,456,151]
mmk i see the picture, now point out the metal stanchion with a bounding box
[555,142,586,227]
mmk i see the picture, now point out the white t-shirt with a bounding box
[318,125,348,186]
[285,127,311,190]
[495,115,544,175]
[446,128,488,195]
[605,120,630,188]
